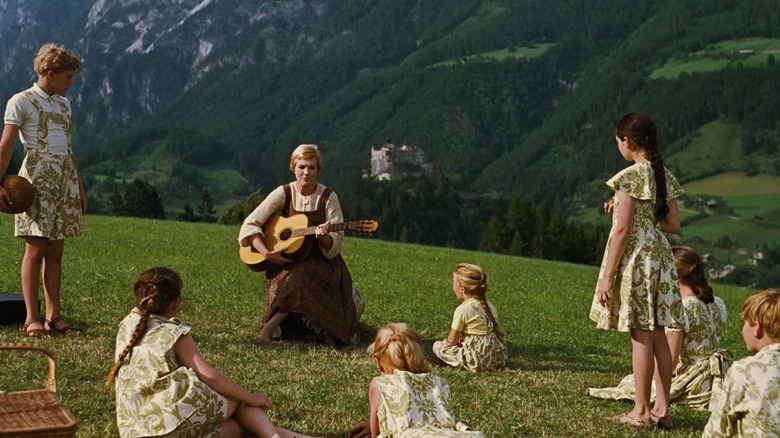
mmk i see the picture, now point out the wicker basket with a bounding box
[0,343,78,437]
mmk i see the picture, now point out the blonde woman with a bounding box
[239,144,362,345]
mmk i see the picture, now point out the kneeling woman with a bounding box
[239,144,362,346]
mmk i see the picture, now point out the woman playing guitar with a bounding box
[238,144,363,346]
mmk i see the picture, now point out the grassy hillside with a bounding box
[650,38,780,79]
[0,214,758,437]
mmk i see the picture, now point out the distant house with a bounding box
[748,252,764,266]
[709,264,736,279]
[369,139,434,180]
[738,49,754,55]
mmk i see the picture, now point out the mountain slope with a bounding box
[1,0,778,216]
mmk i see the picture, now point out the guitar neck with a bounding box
[291,222,354,238]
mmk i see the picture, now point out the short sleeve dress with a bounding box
[588,296,733,410]
[374,370,485,437]
[5,84,84,240]
[114,309,227,438]
[433,298,508,372]
[589,162,686,332]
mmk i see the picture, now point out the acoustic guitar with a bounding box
[239,213,379,272]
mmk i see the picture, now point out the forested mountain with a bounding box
[2,0,777,203]
[1,0,779,275]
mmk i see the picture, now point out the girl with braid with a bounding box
[107,267,319,438]
[589,245,732,412]
[589,112,685,429]
[433,263,508,372]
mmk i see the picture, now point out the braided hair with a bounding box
[106,267,183,388]
[454,263,505,339]
[672,246,714,304]
[369,323,429,374]
[615,112,669,220]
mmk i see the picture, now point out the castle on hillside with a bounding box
[369,139,434,180]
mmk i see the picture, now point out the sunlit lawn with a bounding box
[0,214,757,437]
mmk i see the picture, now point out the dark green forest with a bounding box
[28,0,778,283]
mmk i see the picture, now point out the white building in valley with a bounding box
[369,139,434,180]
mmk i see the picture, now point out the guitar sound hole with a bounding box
[279,229,292,241]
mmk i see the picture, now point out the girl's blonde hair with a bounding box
[454,263,505,339]
[369,323,429,374]
[289,144,323,171]
[106,267,183,388]
[742,288,780,342]
[34,43,82,76]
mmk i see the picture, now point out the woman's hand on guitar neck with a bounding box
[315,220,333,249]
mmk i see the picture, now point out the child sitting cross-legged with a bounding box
[432,263,508,372]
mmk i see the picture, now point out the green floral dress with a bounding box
[703,343,780,437]
[589,163,686,332]
[589,296,733,410]
[374,370,485,437]
[13,87,83,239]
[433,299,508,372]
[114,309,227,438]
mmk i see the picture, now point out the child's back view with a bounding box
[361,322,485,437]
[433,263,507,372]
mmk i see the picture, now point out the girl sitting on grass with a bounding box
[107,267,319,438]
[432,263,508,371]
[350,322,485,437]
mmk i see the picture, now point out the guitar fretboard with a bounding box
[291,222,356,238]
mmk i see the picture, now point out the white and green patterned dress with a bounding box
[114,309,227,438]
[703,343,780,437]
[589,296,733,410]
[433,299,508,372]
[4,85,84,239]
[374,370,485,437]
[589,163,686,332]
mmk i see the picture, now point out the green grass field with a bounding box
[0,214,759,437]
[667,121,745,181]
[650,37,780,79]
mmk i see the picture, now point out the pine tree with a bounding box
[123,179,166,219]
[198,187,216,223]
[107,186,125,216]
[178,203,197,222]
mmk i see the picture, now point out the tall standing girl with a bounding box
[589,112,685,428]
[589,245,732,412]
[433,263,508,372]
[0,43,87,338]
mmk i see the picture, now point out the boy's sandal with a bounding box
[20,320,49,338]
[610,412,653,428]
[45,317,83,336]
